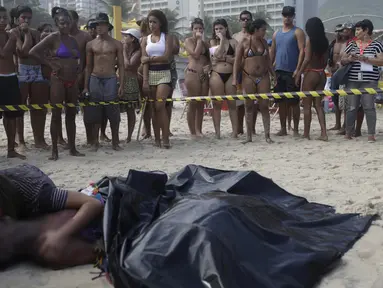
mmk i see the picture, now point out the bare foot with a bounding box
[329,126,341,131]
[34,142,50,150]
[70,149,85,157]
[7,150,26,160]
[90,143,99,152]
[18,143,28,151]
[344,134,352,140]
[142,134,152,140]
[288,125,292,131]
[100,134,111,143]
[190,134,198,140]
[353,131,362,137]
[293,131,300,137]
[196,131,204,138]
[231,132,238,139]
[302,135,310,140]
[154,140,161,147]
[126,137,132,143]
[316,135,328,142]
[58,138,67,146]
[113,144,123,151]
[276,130,287,136]
[241,139,252,144]
[238,130,244,135]
[336,129,346,135]
[162,142,171,149]
[252,129,256,135]
[266,137,274,144]
[215,133,221,139]
[49,150,59,161]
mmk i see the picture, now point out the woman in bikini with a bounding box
[209,18,238,139]
[141,10,173,148]
[295,17,329,141]
[233,19,275,144]
[30,7,84,160]
[37,23,67,147]
[184,18,210,138]
[121,29,141,143]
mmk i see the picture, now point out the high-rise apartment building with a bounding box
[47,0,108,19]
[202,0,285,31]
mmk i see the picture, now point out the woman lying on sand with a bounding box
[0,164,103,269]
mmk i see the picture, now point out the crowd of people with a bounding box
[0,5,383,160]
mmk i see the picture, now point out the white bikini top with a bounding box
[146,33,166,57]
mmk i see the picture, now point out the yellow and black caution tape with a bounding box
[1,88,383,112]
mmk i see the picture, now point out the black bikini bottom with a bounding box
[212,71,232,84]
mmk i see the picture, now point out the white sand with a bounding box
[1,102,383,287]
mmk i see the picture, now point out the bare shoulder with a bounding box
[295,27,305,36]
[113,38,123,48]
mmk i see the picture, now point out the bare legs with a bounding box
[3,116,26,159]
[151,84,172,148]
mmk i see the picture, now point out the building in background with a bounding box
[42,0,108,19]
[139,0,198,32]
[201,0,285,31]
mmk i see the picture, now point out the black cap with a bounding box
[282,6,295,16]
[94,13,114,31]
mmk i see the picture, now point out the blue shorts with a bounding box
[18,64,46,83]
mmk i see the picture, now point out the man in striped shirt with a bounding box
[341,19,383,142]
[0,164,103,268]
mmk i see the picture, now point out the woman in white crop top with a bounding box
[141,10,173,148]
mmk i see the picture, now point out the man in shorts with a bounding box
[0,7,25,159]
[270,6,305,136]
[82,13,124,151]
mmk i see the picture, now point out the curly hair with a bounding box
[305,17,329,56]
[212,18,231,40]
[148,10,168,33]
[245,19,268,35]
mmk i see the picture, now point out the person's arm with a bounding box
[270,31,277,65]
[341,42,356,65]
[141,37,149,87]
[116,41,124,96]
[184,37,203,60]
[172,34,180,55]
[294,28,306,76]
[29,34,55,69]
[264,39,276,78]
[232,39,244,85]
[296,38,311,77]
[2,31,17,56]
[83,41,94,92]
[214,37,226,59]
[123,47,141,70]
[362,42,383,66]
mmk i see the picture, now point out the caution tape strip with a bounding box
[1,88,382,112]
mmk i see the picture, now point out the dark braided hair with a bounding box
[0,175,24,219]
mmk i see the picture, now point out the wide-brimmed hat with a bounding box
[121,28,141,40]
[94,13,113,31]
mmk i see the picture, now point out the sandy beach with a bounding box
[1,101,383,288]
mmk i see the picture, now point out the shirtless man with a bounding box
[232,10,255,135]
[83,13,124,151]
[10,6,48,149]
[0,6,25,159]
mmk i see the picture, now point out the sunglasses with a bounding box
[240,17,250,22]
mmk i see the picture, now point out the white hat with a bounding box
[121,28,141,40]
